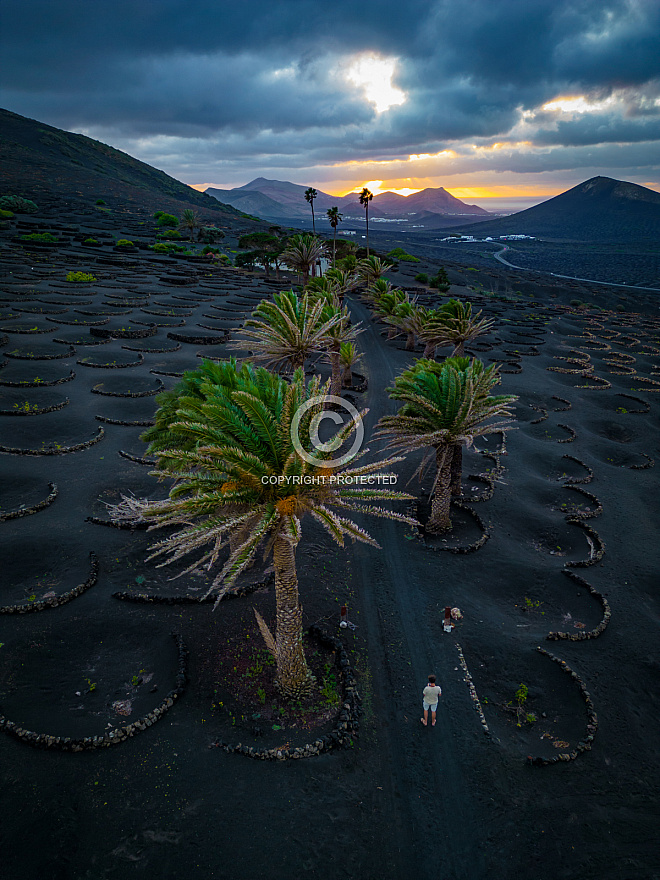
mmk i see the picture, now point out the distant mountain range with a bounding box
[206,177,491,226]
[448,177,660,241]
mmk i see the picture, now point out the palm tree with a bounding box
[360,276,394,306]
[111,359,415,697]
[320,267,360,303]
[339,342,363,388]
[377,358,516,533]
[230,290,341,373]
[318,300,364,396]
[373,289,408,338]
[357,255,389,288]
[181,208,200,242]
[383,301,428,351]
[304,188,318,234]
[359,187,373,255]
[421,299,495,358]
[326,206,343,267]
[281,234,326,286]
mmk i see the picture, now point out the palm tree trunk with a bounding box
[332,228,337,268]
[452,340,465,357]
[342,364,352,388]
[329,342,342,396]
[405,331,415,351]
[423,340,436,358]
[366,205,369,257]
[450,443,463,496]
[426,446,453,533]
[273,534,314,698]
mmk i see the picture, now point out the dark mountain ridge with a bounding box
[447,176,660,241]
[0,107,243,219]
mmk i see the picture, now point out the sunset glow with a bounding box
[542,94,616,114]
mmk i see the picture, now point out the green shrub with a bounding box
[202,246,220,255]
[66,271,96,283]
[95,199,106,206]
[414,272,429,284]
[20,232,57,242]
[199,226,225,244]
[83,238,99,245]
[387,247,420,263]
[151,242,185,253]
[570,299,581,307]
[429,268,450,291]
[157,229,182,239]
[0,195,38,213]
[116,239,134,247]
[0,208,14,219]
[155,213,179,228]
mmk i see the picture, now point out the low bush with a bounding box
[0,208,14,219]
[66,271,97,283]
[199,226,225,244]
[116,239,134,247]
[414,272,429,284]
[21,232,57,242]
[157,229,182,240]
[83,238,99,245]
[387,247,420,263]
[155,213,179,228]
[0,195,38,213]
[151,242,186,253]
[429,269,450,291]
[95,199,106,206]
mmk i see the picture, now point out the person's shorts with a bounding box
[423,700,438,712]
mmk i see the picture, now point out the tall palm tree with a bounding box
[377,358,516,533]
[281,234,326,286]
[181,208,200,242]
[359,187,373,255]
[304,187,318,234]
[326,206,343,267]
[112,359,415,697]
[421,299,495,358]
[230,290,340,373]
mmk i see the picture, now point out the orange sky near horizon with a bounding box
[190,178,660,200]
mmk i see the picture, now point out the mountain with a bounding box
[206,177,493,223]
[0,107,242,219]
[205,186,303,220]
[447,177,660,241]
[377,187,488,216]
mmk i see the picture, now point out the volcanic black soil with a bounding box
[0,201,659,880]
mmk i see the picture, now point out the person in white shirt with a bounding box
[421,674,442,726]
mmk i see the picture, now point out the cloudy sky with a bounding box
[2,0,660,209]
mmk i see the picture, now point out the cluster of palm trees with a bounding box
[355,274,516,533]
[112,230,515,698]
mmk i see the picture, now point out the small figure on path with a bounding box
[421,674,442,726]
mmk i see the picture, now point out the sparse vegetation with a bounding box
[0,195,38,213]
[66,271,97,282]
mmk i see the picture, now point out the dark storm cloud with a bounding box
[1,0,659,181]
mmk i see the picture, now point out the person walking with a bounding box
[421,674,442,726]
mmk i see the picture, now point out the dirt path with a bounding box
[347,298,487,879]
